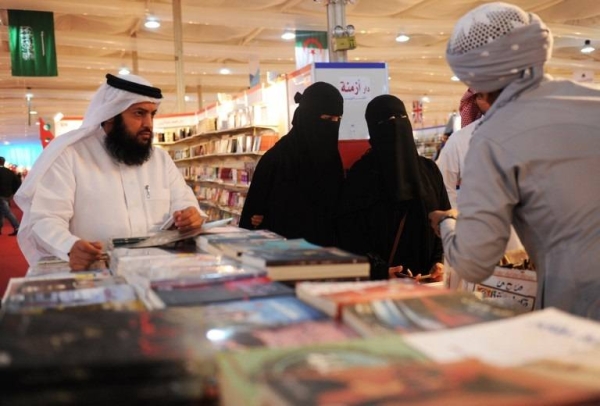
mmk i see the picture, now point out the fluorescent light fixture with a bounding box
[219,67,231,75]
[29,110,38,115]
[395,33,410,43]
[581,39,595,54]
[281,29,295,40]
[118,66,130,75]
[144,15,160,29]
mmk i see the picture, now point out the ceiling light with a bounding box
[451,75,460,81]
[395,33,410,43]
[25,92,33,100]
[29,110,38,115]
[581,39,595,54]
[281,28,295,40]
[420,96,430,103]
[119,66,130,75]
[219,67,231,75]
[144,15,160,29]
[54,112,64,122]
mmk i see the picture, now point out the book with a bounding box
[110,247,265,290]
[459,266,538,313]
[240,239,370,281]
[155,276,295,307]
[0,297,327,403]
[200,229,285,258]
[26,255,109,278]
[296,279,446,318]
[1,275,148,313]
[214,319,359,352]
[109,218,234,249]
[403,307,600,367]
[260,359,600,406]
[217,334,430,406]
[341,291,516,336]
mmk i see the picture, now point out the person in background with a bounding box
[15,73,206,271]
[429,2,600,319]
[239,82,344,247]
[436,89,494,208]
[338,95,450,281]
[0,156,21,236]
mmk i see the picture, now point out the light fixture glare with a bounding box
[581,39,595,54]
[144,15,160,29]
[395,33,410,43]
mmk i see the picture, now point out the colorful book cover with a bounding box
[2,275,147,313]
[197,228,283,253]
[217,335,430,406]
[155,276,294,306]
[403,307,600,368]
[296,279,446,318]
[202,231,286,258]
[260,359,600,406]
[342,291,516,336]
[240,240,369,281]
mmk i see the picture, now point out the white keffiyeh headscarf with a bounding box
[15,73,162,265]
[446,2,553,123]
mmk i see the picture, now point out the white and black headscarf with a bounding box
[446,2,553,123]
[15,73,162,265]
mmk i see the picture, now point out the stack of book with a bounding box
[1,274,149,313]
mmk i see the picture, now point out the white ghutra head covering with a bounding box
[15,73,162,265]
[446,2,553,120]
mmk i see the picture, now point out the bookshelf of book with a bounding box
[154,79,290,225]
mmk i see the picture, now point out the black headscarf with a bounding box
[365,94,425,204]
[286,82,344,205]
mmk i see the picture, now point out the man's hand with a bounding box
[429,209,459,237]
[173,206,206,231]
[69,240,104,271]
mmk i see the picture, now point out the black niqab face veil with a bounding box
[292,81,344,151]
[365,94,422,202]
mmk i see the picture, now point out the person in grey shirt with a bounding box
[429,2,600,319]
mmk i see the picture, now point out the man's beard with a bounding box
[104,115,153,166]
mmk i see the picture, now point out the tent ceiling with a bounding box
[0,0,599,145]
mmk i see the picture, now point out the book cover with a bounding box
[296,280,446,318]
[403,307,600,368]
[260,359,600,406]
[217,334,430,406]
[0,297,328,402]
[112,248,265,289]
[459,266,538,313]
[341,291,516,336]
[215,319,359,352]
[201,229,285,258]
[155,276,294,306]
[240,240,369,281]
[2,275,147,313]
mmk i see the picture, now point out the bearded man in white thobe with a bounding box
[15,73,206,271]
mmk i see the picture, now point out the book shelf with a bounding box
[154,80,289,225]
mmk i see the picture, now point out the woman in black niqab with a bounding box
[337,94,450,279]
[239,82,344,247]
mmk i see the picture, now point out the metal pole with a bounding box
[326,1,348,62]
[172,0,186,112]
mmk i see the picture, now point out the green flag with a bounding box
[295,30,329,69]
[8,10,58,77]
